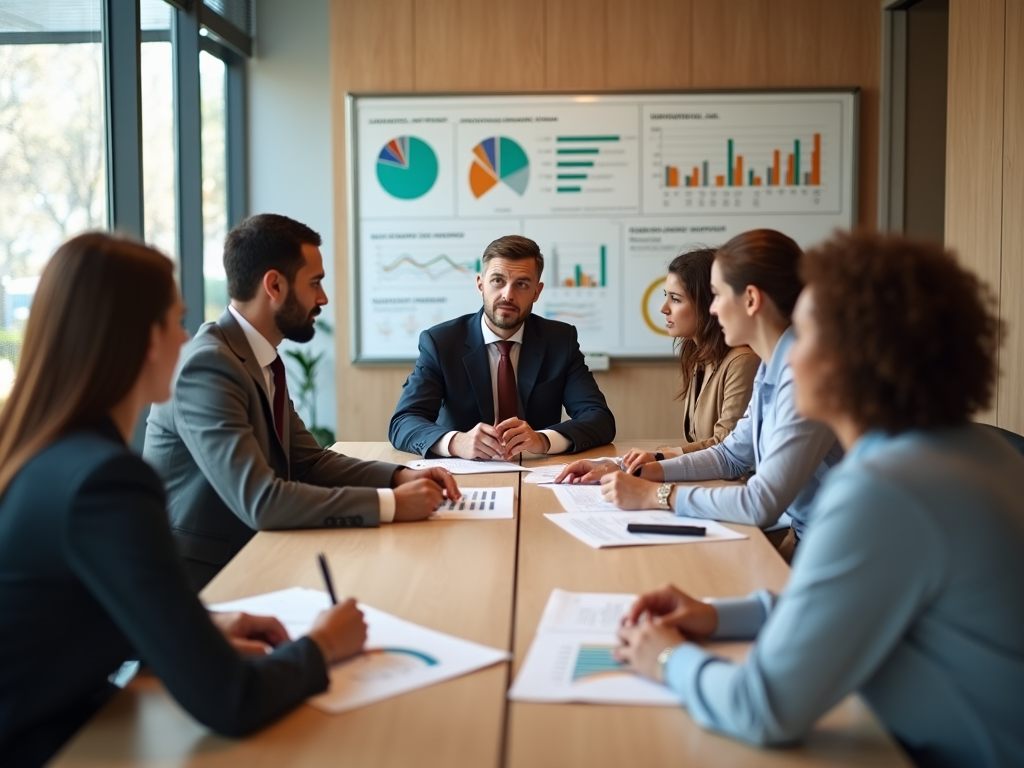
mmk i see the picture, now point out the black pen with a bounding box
[317,552,338,605]
[626,523,706,537]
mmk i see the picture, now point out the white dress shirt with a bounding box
[431,314,571,457]
[228,305,396,522]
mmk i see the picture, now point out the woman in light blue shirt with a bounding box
[559,229,842,560]
[615,231,1024,767]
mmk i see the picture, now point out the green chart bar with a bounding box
[749,169,755,185]
[557,186,582,193]
[703,160,709,187]
[557,173,587,179]
[794,139,800,186]
[574,265,583,285]
[558,161,594,167]
[475,258,482,271]
[557,135,620,142]
[600,245,607,287]
[727,139,734,187]
[557,148,600,154]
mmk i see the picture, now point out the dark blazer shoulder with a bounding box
[424,311,480,344]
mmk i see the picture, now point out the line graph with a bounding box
[376,252,482,283]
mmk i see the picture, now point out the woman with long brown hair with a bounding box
[559,229,843,561]
[0,233,366,768]
[619,248,759,472]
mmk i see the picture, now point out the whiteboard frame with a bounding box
[346,88,859,365]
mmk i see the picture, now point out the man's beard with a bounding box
[275,291,319,343]
[484,300,527,330]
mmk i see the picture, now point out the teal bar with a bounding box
[600,245,606,287]
[557,186,582,193]
[794,139,800,186]
[475,258,481,271]
[574,264,582,285]
[727,139,734,187]
[557,161,594,167]
[557,148,600,154]
[749,169,754,185]
[557,173,587,179]
[557,135,620,142]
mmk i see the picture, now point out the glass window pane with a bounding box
[200,49,228,322]
[141,0,175,257]
[0,1,105,401]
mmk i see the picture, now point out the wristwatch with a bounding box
[656,483,673,510]
[656,646,676,683]
[654,451,665,461]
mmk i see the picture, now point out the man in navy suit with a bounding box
[389,235,615,459]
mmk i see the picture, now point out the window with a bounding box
[0,0,106,402]
[141,0,176,257]
[200,48,228,320]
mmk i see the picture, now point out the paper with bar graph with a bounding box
[509,589,680,706]
[351,91,857,361]
[431,487,514,520]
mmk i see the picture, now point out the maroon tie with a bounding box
[269,355,286,443]
[495,340,518,423]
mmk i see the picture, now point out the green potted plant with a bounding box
[284,320,336,448]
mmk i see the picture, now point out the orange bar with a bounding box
[734,155,744,186]
[715,175,725,186]
[691,166,699,187]
[787,154,795,185]
[773,149,781,187]
[667,166,679,187]
[564,278,574,287]
[753,176,762,186]
[812,133,821,185]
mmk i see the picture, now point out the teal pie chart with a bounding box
[376,136,439,200]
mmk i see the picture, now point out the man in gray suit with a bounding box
[144,213,459,591]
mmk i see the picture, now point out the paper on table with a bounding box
[432,486,514,519]
[509,589,679,706]
[209,587,510,714]
[545,511,747,548]
[549,483,633,512]
[522,464,567,484]
[407,457,524,474]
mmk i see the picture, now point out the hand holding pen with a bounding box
[307,553,367,664]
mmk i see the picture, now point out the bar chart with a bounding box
[555,135,621,194]
[550,243,607,288]
[662,133,822,189]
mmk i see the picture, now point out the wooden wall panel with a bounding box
[330,0,886,440]
[945,0,1005,425]
[691,0,771,88]
[999,0,1023,434]
[606,0,692,89]
[413,0,546,90]
[332,0,416,441]
[545,0,608,89]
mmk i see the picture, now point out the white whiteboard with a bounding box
[347,90,858,362]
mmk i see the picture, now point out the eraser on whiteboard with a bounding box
[585,353,610,371]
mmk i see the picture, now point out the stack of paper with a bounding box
[544,484,747,548]
[210,587,510,714]
[522,464,567,484]
[407,457,524,474]
[509,589,679,706]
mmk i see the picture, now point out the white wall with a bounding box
[248,0,336,433]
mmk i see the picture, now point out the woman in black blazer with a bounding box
[0,233,366,768]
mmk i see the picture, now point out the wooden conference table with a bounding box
[53,442,909,768]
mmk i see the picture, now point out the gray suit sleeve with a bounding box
[173,346,400,530]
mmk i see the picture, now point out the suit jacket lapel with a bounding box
[463,310,495,425]
[217,310,287,455]
[516,316,543,417]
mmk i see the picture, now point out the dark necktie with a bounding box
[495,340,518,423]
[269,355,286,443]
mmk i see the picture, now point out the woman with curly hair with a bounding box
[614,231,1024,766]
[559,229,843,561]
[615,248,760,471]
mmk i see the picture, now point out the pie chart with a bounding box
[470,136,529,198]
[376,136,438,200]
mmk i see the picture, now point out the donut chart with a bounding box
[376,136,438,200]
[469,136,529,198]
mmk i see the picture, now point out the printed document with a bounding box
[407,457,524,474]
[546,511,747,548]
[210,587,510,714]
[432,486,514,519]
[509,589,679,706]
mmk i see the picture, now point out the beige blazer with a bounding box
[669,345,760,454]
